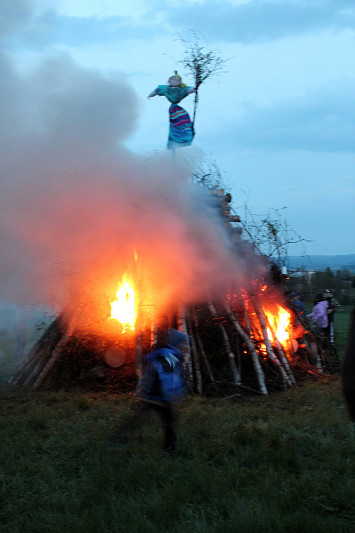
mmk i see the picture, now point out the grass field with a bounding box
[0,306,354,532]
[0,380,354,533]
[334,305,352,356]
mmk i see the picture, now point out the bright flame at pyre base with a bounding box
[110,276,136,332]
[241,287,295,356]
[265,305,292,346]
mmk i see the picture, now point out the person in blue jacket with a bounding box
[109,329,188,452]
[289,291,306,319]
[137,329,185,402]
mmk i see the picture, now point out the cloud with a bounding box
[3,1,354,63]
[12,0,355,51]
[159,0,355,43]
[1,1,159,51]
[24,12,150,48]
[207,79,355,152]
[0,0,33,39]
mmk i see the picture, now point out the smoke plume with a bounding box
[0,3,265,321]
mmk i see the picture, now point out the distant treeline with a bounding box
[286,267,355,305]
[287,254,355,273]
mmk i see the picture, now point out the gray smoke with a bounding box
[0,2,265,323]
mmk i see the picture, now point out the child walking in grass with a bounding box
[108,329,188,452]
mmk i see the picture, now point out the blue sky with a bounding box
[1,0,355,272]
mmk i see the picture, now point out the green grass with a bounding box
[0,380,354,533]
[0,307,354,532]
[334,305,352,356]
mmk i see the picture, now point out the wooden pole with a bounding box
[208,302,241,385]
[33,314,76,390]
[177,305,193,392]
[192,90,199,135]
[264,315,296,385]
[150,319,158,349]
[251,298,292,388]
[309,339,324,373]
[10,315,64,386]
[187,315,202,395]
[223,304,268,395]
[237,290,251,334]
[135,333,143,379]
[23,357,51,387]
[192,308,216,387]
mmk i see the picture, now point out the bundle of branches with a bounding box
[10,290,337,396]
[180,32,228,133]
[9,312,137,392]
[10,185,337,396]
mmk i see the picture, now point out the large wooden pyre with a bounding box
[10,188,338,396]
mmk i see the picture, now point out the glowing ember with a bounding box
[265,306,291,346]
[110,276,136,331]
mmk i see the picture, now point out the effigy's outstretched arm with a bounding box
[148,86,195,100]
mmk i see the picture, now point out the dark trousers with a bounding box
[110,400,177,451]
[343,391,355,422]
[150,402,176,450]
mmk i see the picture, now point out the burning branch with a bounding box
[265,315,296,385]
[251,298,292,388]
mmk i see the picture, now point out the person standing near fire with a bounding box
[108,329,188,453]
[289,292,306,320]
[309,293,329,335]
[323,289,339,343]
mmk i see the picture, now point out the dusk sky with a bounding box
[1,0,354,270]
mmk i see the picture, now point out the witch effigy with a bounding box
[148,72,196,149]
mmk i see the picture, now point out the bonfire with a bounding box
[11,187,337,396]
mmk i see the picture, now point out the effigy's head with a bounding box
[168,72,186,88]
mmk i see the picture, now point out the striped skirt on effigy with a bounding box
[167,104,194,149]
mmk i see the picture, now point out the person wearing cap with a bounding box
[289,291,306,319]
[108,329,188,452]
[322,289,339,343]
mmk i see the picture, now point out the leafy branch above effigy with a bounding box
[148,32,228,150]
[179,31,229,133]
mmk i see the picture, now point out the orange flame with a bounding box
[110,276,136,332]
[265,305,291,346]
